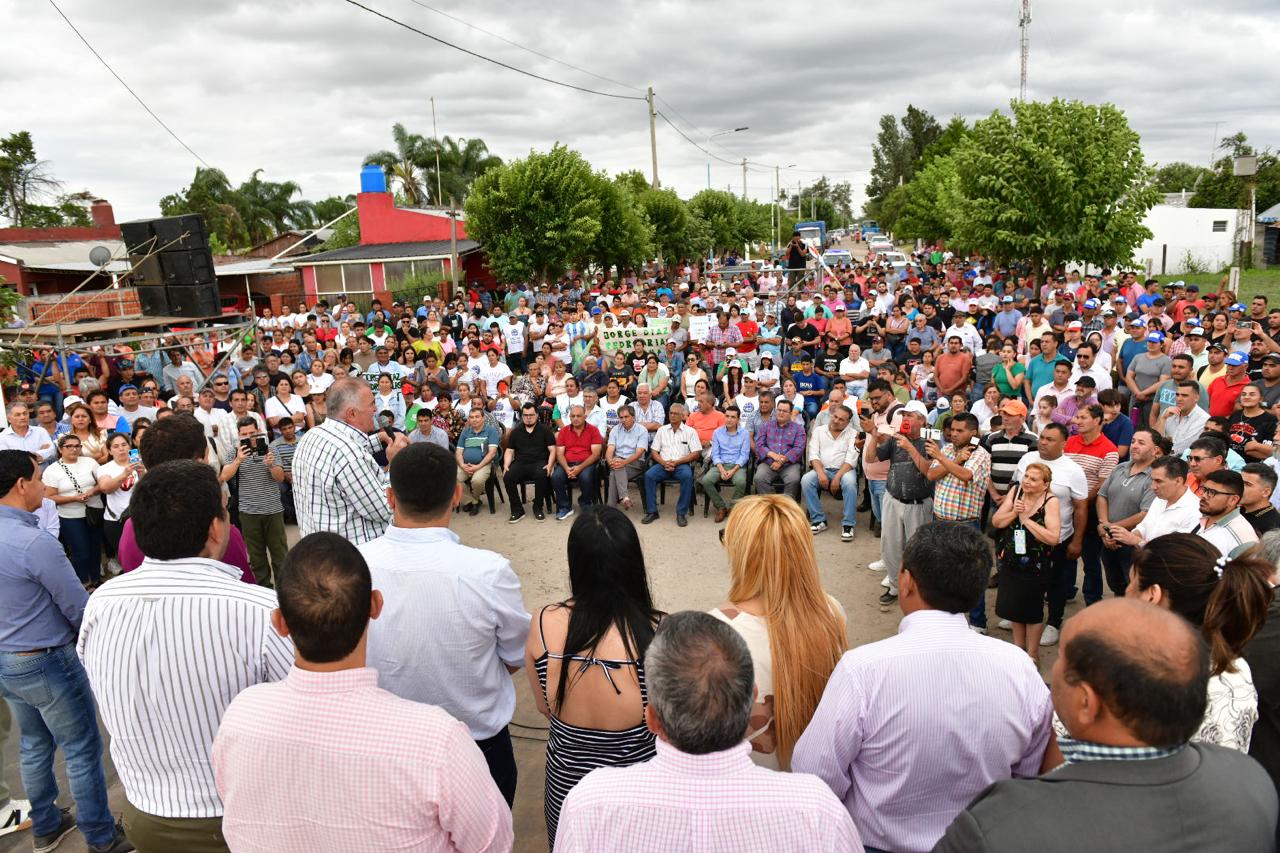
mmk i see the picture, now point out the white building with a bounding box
[1133,204,1240,275]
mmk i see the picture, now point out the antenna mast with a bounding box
[1019,0,1032,101]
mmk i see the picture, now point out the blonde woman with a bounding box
[710,495,847,769]
[992,461,1060,663]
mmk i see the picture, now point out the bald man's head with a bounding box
[1052,598,1208,748]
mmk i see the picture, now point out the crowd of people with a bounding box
[3,239,1280,851]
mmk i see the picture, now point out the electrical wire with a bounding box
[45,0,211,168]
[341,0,645,101]
[656,111,741,167]
[402,0,644,94]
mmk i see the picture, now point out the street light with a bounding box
[706,127,749,189]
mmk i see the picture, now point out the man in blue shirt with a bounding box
[701,405,753,522]
[1024,331,1070,400]
[792,356,828,420]
[993,296,1023,340]
[455,407,502,516]
[0,450,129,852]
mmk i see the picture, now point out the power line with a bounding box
[655,111,741,166]
[45,0,210,167]
[341,0,645,101]
[402,0,644,94]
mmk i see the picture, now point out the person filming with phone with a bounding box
[221,417,287,587]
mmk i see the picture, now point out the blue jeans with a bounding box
[59,516,101,584]
[801,468,858,527]
[868,478,887,522]
[552,463,598,512]
[950,519,988,628]
[0,644,115,846]
[643,462,694,515]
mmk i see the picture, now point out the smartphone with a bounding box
[969,436,981,447]
[128,448,141,466]
[240,436,269,456]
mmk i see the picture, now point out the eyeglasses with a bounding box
[1199,486,1237,499]
[1188,455,1211,463]
[62,443,81,450]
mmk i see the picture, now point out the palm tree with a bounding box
[426,136,502,206]
[365,123,429,206]
[233,169,315,245]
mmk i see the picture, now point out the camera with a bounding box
[922,428,944,442]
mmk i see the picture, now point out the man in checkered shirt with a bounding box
[292,379,409,545]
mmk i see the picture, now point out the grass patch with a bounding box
[1164,269,1280,303]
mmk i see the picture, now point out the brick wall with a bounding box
[24,288,142,325]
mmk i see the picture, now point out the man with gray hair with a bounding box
[640,403,702,527]
[554,611,861,852]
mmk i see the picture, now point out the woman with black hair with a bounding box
[524,505,664,848]
[1127,532,1274,750]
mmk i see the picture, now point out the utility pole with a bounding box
[430,96,443,206]
[646,86,659,188]
[741,159,747,200]
[449,195,459,299]
[1018,0,1032,101]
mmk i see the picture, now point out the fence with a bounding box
[22,287,141,325]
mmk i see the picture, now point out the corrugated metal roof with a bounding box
[295,239,480,264]
[0,239,128,267]
[214,259,296,276]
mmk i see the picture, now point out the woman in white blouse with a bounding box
[42,433,104,587]
[1120,533,1273,752]
[264,376,311,433]
[709,495,846,770]
[373,373,406,426]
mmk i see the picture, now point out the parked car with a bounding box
[821,249,854,267]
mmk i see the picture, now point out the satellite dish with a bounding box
[89,245,112,267]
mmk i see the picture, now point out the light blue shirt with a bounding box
[710,425,752,466]
[607,422,650,460]
[0,504,87,651]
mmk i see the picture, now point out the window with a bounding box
[313,263,373,296]
[384,261,411,286]
[1212,220,1228,233]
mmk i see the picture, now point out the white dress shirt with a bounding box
[293,418,391,545]
[1134,487,1202,543]
[650,423,702,462]
[807,423,860,470]
[77,557,293,818]
[358,526,531,740]
[1164,406,1210,455]
[0,424,55,463]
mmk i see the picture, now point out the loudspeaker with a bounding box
[119,220,157,255]
[137,286,171,317]
[158,249,215,285]
[166,283,221,317]
[127,254,164,286]
[150,215,208,251]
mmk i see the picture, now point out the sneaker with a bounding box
[997,619,1013,630]
[33,808,75,853]
[534,509,546,521]
[676,514,688,527]
[508,511,525,523]
[87,822,134,853]
[556,508,574,522]
[810,521,828,534]
[867,560,886,572]
[0,799,32,837]
[970,625,988,635]
[880,576,891,589]
[841,526,854,542]
[1040,625,1060,646]
[878,591,898,607]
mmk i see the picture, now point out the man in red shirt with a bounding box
[933,336,974,399]
[734,308,760,371]
[1065,403,1120,606]
[551,405,603,521]
[1207,351,1252,418]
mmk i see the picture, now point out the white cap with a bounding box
[904,400,929,416]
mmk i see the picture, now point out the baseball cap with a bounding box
[725,347,737,356]
[1001,295,1014,303]
[1067,321,1083,331]
[834,304,846,311]
[118,383,138,393]
[1189,327,1207,336]
[590,307,602,315]
[1145,331,1165,343]
[1226,351,1250,366]
[999,399,1028,418]
[1264,353,1280,364]
[1187,285,1200,292]
[1102,309,1116,317]
[117,358,134,368]
[903,400,929,416]
[935,397,951,411]
[1230,303,1247,312]
[1209,342,1228,352]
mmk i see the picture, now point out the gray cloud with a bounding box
[3,0,1275,222]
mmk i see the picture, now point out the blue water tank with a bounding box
[360,164,387,194]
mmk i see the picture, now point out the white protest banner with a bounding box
[600,317,672,352]
[686,314,711,342]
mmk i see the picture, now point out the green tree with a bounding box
[314,194,355,224]
[893,154,960,242]
[159,167,249,249]
[365,123,429,206]
[945,99,1161,282]
[614,169,651,197]
[232,169,315,245]
[864,105,941,217]
[0,131,96,227]
[427,136,502,206]
[583,173,652,277]
[1154,161,1213,194]
[1189,134,1280,216]
[637,187,691,261]
[463,144,601,282]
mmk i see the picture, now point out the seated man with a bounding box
[555,611,862,852]
[800,404,859,541]
[502,402,556,522]
[934,598,1278,852]
[641,403,702,528]
[454,407,501,516]
[701,405,752,523]
[213,532,513,851]
[752,399,806,500]
[551,405,603,522]
[604,405,649,511]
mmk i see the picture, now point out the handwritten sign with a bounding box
[599,317,673,353]
[686,315,711,343]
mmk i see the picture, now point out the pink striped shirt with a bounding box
[791,610,1052,853]
[554,739,862,852]
[212,666,512,853]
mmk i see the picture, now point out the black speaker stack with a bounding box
[120,214,221,317]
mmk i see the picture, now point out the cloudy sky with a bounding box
[4,0,1276,223]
